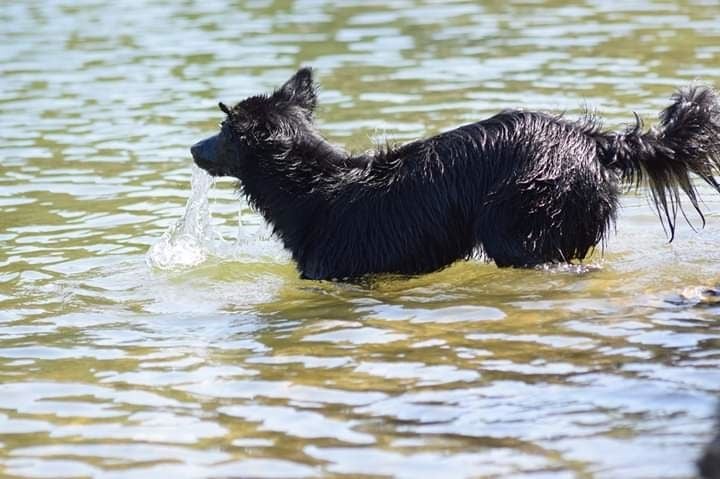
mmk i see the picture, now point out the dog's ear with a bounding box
[218,102,232,115]
[274,67,317,112]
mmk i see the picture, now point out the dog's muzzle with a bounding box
[190,134,221,175]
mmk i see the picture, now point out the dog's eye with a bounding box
[219,123,246,142]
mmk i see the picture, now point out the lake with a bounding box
[1,1,720,477]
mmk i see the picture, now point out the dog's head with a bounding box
[191,67,318,177]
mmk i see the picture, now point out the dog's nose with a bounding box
[190,134,219,163]
[190,141,204,161]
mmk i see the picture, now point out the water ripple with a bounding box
[1,0,720,477]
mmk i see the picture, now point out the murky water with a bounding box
[2,1,720,478]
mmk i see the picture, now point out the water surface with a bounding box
[2,1,720,478]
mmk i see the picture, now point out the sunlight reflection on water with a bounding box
[1,1,720,478]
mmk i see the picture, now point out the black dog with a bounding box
[191,67,720,280]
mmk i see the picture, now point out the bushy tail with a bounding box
[598,85,720,239]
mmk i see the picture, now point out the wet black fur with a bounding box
[191,67,720,280]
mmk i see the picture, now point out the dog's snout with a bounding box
[190,141,202,159]
[191,134,220,163]
[190,137,213,161]
[191,134,224,176]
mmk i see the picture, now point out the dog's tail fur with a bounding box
[596,86,720,239]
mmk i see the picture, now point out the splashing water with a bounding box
[146,164,288,270]
[146,164,226,269]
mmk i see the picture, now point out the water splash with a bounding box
[146,164,288,270]
[534,262,603,274]
[146,165,226,269]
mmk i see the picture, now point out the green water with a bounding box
[2,1,720,478]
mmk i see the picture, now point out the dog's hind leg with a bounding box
[474,202,550,267]
[477,176,616,268]
[478,222,551,268]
